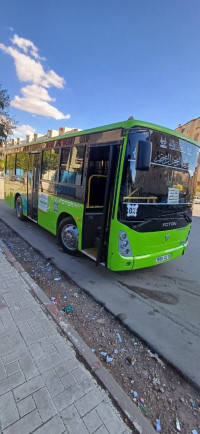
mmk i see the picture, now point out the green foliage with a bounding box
[0,84,16,144]
[42,150,59,174]
[16,153,28,172]
[0,159,4,170]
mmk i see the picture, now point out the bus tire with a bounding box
[58,217,79,255]
[15,196,25,221]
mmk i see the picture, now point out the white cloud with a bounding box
[13,124,36,138]
[21,85,55,102]
[11,95,70,120]
[0,35,70,120]
[12,34,44,60]
[0,43,65,88]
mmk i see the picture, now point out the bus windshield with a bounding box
[118,128,200,227]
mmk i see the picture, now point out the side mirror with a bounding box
[135,140,152,171]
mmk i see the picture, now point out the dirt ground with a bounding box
[0,219,199,434]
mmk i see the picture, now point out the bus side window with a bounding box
[42,149,59,181]
[16,153,28,178]
[68,146,85,186]
[5,154,15,177]
[59,146,85,186]
[59,148,70,183]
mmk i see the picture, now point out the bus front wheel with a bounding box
[58,217,79,255]
[16,196,25,221]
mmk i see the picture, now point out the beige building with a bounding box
[176,117,200,143]
[176,118,200,194]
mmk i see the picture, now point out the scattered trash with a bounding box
[60,309,65,315]
[46,262,50,266]
[149,352,165,368]
[191,402,195,407]
[65,305,73,313]
[126,356,136,366]
[139,403,149,415]
[176,419,181,431]
[131,391,138,398]
[140,398,145,404]
[7,242,13,248]
[106,355,113,363]
[91,349,95,352]
[92,317,96,320]
[192,430,198,434]
[51,297,58,303]
[116,333,122,342]
[100,352,107,357]
[113,349,118,354]
[153,377,160,386]
[73,292,79,298]
[54,277,61,281]
[64,295,67,299]
[156,419,161,432]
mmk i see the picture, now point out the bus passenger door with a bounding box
[27,153,40,221]
[82,144,119,265]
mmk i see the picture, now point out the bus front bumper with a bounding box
[109,242,188,271]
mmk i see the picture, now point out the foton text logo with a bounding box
[162,222,177,227]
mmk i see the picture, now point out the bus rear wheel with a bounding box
[16,196,25,221]
[58,217,79,255]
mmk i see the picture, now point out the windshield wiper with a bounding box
[183,213,192,223]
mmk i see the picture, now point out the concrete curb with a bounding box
[1,240,155,434]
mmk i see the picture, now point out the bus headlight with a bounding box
[119,231,132,257]
[120,232,127,240]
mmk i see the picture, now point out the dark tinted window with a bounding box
[42,149,59,181]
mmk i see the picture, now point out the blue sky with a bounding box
[1,0,200,138]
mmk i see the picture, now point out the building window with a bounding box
[41,149,59,181]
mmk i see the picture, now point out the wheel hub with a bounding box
[61,224,78,251]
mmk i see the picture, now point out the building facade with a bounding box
[176,118,200,195]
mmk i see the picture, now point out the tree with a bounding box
[0,84,16,144]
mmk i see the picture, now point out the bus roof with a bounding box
[7,119,200,150]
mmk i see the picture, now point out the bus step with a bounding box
[81,248,97,260]
[81,248,105,266]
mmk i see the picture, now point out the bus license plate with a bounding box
[156,254,171,263]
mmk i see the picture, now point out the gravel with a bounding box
[0,219,199,434]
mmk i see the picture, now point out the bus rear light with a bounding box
[119,231,132,257]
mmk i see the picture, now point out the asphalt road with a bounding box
[0,177,200,389]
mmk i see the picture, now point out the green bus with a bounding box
[4,119,200,271]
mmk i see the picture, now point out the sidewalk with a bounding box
[0,240,155,434]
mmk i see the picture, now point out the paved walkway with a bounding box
[0,243,132,434]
